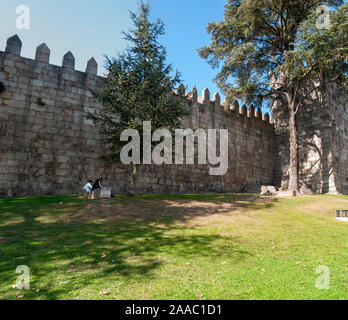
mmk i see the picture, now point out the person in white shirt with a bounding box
[83,180,93,198]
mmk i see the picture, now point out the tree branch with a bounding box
[294,76,341,114]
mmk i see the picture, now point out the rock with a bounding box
[276,190,297,197]
[242,184,261,194]
[91,188,111,199]
[100,187,112,199]
[300,186,314,194]
[242,184,280,195]
[260,185,279,196]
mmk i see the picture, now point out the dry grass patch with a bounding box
[36,195,274,227]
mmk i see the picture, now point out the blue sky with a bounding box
[0,0,226,98]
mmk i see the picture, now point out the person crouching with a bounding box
[83,180,93,199]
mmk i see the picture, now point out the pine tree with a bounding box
[89,2,191,193]
[199,0,347,193]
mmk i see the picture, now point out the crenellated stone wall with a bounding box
[0,35,279,197]
[1,35,346,197]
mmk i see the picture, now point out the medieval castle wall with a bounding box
[272,82,348,195]
[0,35,278,197]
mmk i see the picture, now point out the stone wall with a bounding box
[0,35,278,197]
[271,82,348,195]
[332,87,348,195]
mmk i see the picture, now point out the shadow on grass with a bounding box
[0,194,278,299]
[89,194,279,224]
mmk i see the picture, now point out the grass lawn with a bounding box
[0,194,347,300]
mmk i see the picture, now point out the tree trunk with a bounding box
[288,108,299,193]
[128,163,137,196]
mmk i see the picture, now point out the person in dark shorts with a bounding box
[91,178,104,191]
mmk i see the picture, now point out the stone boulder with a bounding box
[100,187,112,199]
[260,185,279,196]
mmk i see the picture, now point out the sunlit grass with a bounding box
[0,194,347,300]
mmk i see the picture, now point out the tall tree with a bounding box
[89,2,190,193]
[199,0,347,193]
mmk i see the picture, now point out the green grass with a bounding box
[0,194,347,300]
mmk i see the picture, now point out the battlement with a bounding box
[3,34,99,75]
[0,34,345,197]
[0,35,279,197]
[1,35,272,128]
[176,85,272,124]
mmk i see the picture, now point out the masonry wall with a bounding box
[271,82,348,195]
[0,35,278,197]
[332,86,348,195]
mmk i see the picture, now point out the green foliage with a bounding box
[199,0,347,192]
[199,0,346,108]
[89,2,191,162]
[290,4,348,88]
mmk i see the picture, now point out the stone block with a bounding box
[5,35,22,55]
[100,187,112,199]
[260,185,279,196]
[35,43,50,63]
[62,51,75,69]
